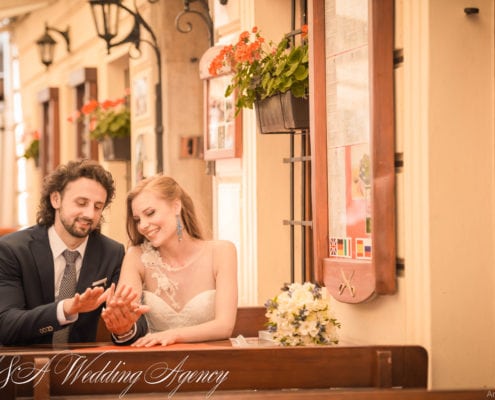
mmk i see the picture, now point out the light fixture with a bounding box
[88,0,164,172]
[36,23,71,68]
[88,0,228,171]
[175,0,228,46]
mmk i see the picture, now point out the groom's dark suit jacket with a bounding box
[0,224,125,346]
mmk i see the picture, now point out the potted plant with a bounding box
[68,92,131,161]
[208,25,309,134]
[23,130,40,167]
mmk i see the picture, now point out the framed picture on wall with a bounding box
[134,133,145,185]
[311,0,396,304]
[203,73,242,160]
[132,69,152,121]
[133,131,155,185]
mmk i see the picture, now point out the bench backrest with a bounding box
[96,306,268,342]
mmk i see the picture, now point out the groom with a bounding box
[0,160,124,345]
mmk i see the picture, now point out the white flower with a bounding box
[140,241,162,267]
[265,282,341,346]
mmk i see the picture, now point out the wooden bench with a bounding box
[0,307,429,398]
[40,388,490,400]
[231,306,268,337]
[1,344,428,398]
[96,305,268,342]
[0,341,428,399]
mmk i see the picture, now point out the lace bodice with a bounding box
[143,289,216,333]
[139,241,216,333]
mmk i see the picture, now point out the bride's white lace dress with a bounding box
[140,241,216,333]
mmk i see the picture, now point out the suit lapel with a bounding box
[30,226,55,303]
[31,229,108,298]
[77,233,103,292]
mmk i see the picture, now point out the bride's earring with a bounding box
[176,214,183,242]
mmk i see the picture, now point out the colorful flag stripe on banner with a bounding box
[329,237,352,258]
[355,238,372,259]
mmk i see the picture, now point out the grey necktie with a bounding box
[52,249,79,344]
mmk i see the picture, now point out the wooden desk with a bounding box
[0,341,427,399]
[46,388,493,400]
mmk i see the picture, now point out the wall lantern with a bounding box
[88,0,164,172]
[36,23,71,68]
[88,0,228,172]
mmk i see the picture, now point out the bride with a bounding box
[101,175,238,347]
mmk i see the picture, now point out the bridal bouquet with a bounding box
[265,282,340,346]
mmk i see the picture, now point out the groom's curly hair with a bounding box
[36,159,116,227]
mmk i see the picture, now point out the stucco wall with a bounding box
[9,0,212,244]
[427,0,495,389]
[328,0,495,389]
[254,0,307,306]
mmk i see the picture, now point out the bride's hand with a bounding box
[101,284,149,335]
[131,330,177,347]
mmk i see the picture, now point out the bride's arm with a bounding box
[132,240,238,347]
[101,246,149,340]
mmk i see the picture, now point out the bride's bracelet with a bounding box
[112,323,137,343]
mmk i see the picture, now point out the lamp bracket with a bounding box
[46,25,71,52]
[176,0,228,47]
[101,2,155,55]
[36,22,71,68]
[89,0,163,172]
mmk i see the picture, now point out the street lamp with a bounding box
[36,23,71,68]
[88,0,163,172]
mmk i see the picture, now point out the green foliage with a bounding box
[88,107,130,141]
[23,138,39,160]
[209,27,309,115]
[69,94,130,142]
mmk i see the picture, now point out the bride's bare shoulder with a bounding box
[210,239,236,252]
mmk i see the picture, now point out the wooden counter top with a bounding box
[0,341,427,399]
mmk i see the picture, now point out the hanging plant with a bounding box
[68,92,130,141]
[208,25,309,116]
[23,130,40,165]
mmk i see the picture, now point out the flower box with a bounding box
[68,93,130,160]
[255,91,309,134]
[208,26,309,124]
[101,136,130,161]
